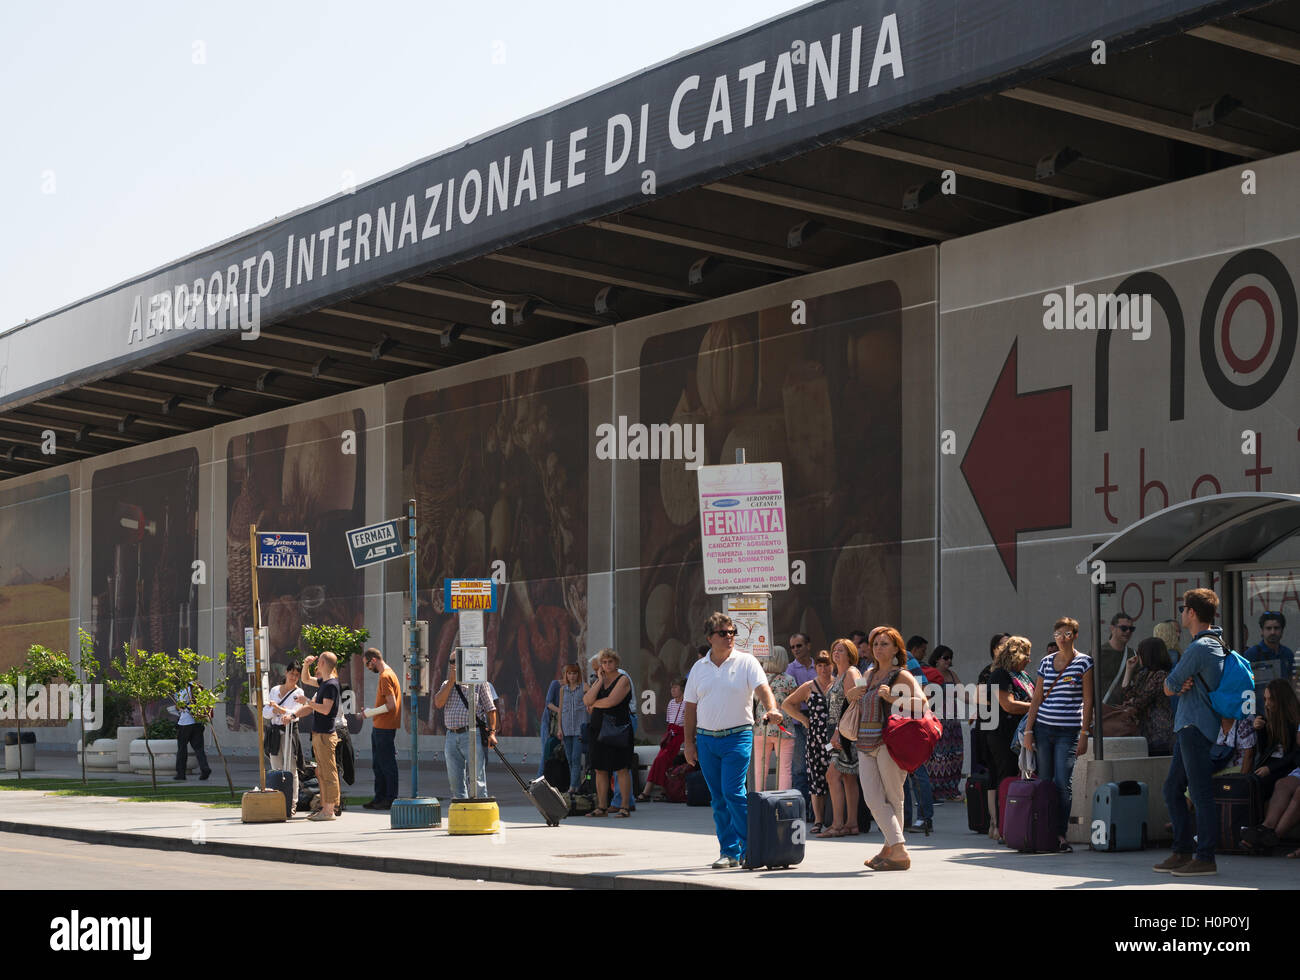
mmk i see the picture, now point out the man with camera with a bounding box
[433,649,498,799]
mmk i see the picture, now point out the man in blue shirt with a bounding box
[1243,611,1294,692]
[1155,588,1226,877]
[785,632,816,814]
[902,635,935,832]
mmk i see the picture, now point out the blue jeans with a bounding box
[445,730,487,800]
[696,729,752,859]
[790,723,811,812]
[562,735,583,791]
[371,728,398,803]
[1036,723,1078,839]
[903,763,935,823]
[1163,725,1217,862]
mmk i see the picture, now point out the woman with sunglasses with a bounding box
[782,650,835,832]
[817,638,863,838]
[927,645,963,801]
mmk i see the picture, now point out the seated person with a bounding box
[1116,637,1174,754]
[1241,680,1300,852]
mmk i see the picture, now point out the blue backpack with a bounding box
[1198,637,1256,720]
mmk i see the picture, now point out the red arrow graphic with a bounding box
[959,340,1071,588]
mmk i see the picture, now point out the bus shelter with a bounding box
[1081,492,1300,758]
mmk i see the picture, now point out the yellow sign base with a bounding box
[447,799,500,835]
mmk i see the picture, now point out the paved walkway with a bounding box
[1,767,1289,889]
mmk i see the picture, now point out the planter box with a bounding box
[128,738,195,776]
[76,738,119,771]
[117,726,144,772]
[3,744,36,771]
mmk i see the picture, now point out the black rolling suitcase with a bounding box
[266,719,297,816]
[686,767,711,806]
[743,734,806,870]
[495,744,566,826]
[1213,772,1262,854]
[966,768,991,834]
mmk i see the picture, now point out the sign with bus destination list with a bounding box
[697,463,789,594]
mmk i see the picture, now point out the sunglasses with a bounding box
[1117,625,1135,633]
[713,629,738,637]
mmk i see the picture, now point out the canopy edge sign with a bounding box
[256,531,310,570]
[345,518,405,569]
[2,0,1254,415]
[444,578,498,613]
[698,463,789,594]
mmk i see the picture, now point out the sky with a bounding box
[0,0,803,331]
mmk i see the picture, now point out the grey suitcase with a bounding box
[495,744,566,826]
[1091,780,1148,851]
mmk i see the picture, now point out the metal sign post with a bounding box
[248,524,268,792]
[389,499,441,829]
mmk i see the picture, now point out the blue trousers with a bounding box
[371,728,398,803]
[445,730,487,799]
[903,763,934,823]
[790,723,811,813]
[1163,725,1218,862]
[1036,723,1078,839]
[696,729,752,859]
[562,735,583,791]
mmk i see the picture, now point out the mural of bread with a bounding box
[781,360,835,499]
[659,392,704,525]
[830,533,899,635]
[696,318,755,417]
[281,415,357,519]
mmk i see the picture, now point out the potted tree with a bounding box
[177,649,237,800]
[107,646,192,791]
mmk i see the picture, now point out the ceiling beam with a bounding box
[28,399,184,433]
[394,281,606,327]
[705,175,961,240]
[484,246,701,300]
[587,214,821,273]
[132,366,300,403]
[0,413,136,445]
[81,383,242,418]
[1000,80,1281,159]
[839,133,1101,203]
[1186,19,1300,66]
[186,349,355,387]
[316,302,523,349]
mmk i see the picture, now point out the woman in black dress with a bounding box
[782,649,835,832]
[583,648,635,817]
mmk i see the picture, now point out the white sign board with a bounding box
[724,594,773,661]
[243,627,269,671]
[697,462,789,594]
[458,609,485,647]
[461,646,488,683]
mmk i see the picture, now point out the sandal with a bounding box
[811,823,824,835]
[586,807,608,817]
[873,855,911,871]
[1057,841,1073,853]
[845,825,860,835]
[817,825,845,838]
[613,807,631,818]
[865,852,888,868]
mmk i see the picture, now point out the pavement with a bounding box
[1,754,1292,889]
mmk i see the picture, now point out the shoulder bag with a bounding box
[882,670,943,773]
[454,684,492,748]
[263,687,298,756]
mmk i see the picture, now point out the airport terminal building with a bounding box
[3,0,1299,750]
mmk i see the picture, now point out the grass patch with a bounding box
[3,778,372,810]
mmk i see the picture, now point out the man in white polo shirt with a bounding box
[684,610,783,869]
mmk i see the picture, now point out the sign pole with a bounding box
[249,524,267,792]
[408,499,420,799]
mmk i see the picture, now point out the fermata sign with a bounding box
[345,518,404,569]
[256,531,310,570]
[698,463,789,594]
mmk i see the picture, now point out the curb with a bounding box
[0,819,732,891]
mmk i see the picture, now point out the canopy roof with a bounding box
[1082,493,1300,574]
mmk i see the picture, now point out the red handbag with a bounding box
[883,707,943,773]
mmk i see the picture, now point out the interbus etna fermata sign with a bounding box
[698,463,789,594]
[256,531,310,570]
[345,518,404,569]
[444,578,498,613]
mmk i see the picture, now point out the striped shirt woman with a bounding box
[1035,652,1094,728]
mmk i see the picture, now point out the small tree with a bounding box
[108,645,192,791]
[299,624,370,668]
[1,643,79,781]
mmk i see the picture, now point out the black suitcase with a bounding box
[495,745,566,826]
[744,788,806,869]
[267,770,295,817]
[966,769,991,834]
[686,767,711,806]
[1213,773,1262,854]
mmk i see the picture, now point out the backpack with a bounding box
[1198,636,1255,720]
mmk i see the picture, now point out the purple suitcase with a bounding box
[1001,778,1059,853]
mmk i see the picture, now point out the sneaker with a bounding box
[375,801,392,810]
[308,808,336,822]
[710,854,739,869]
[200,770,212,781]
[362,800,381,810]
[1171,859,1217,877]
[1152,853,1193,873]
[173,775,186,781]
